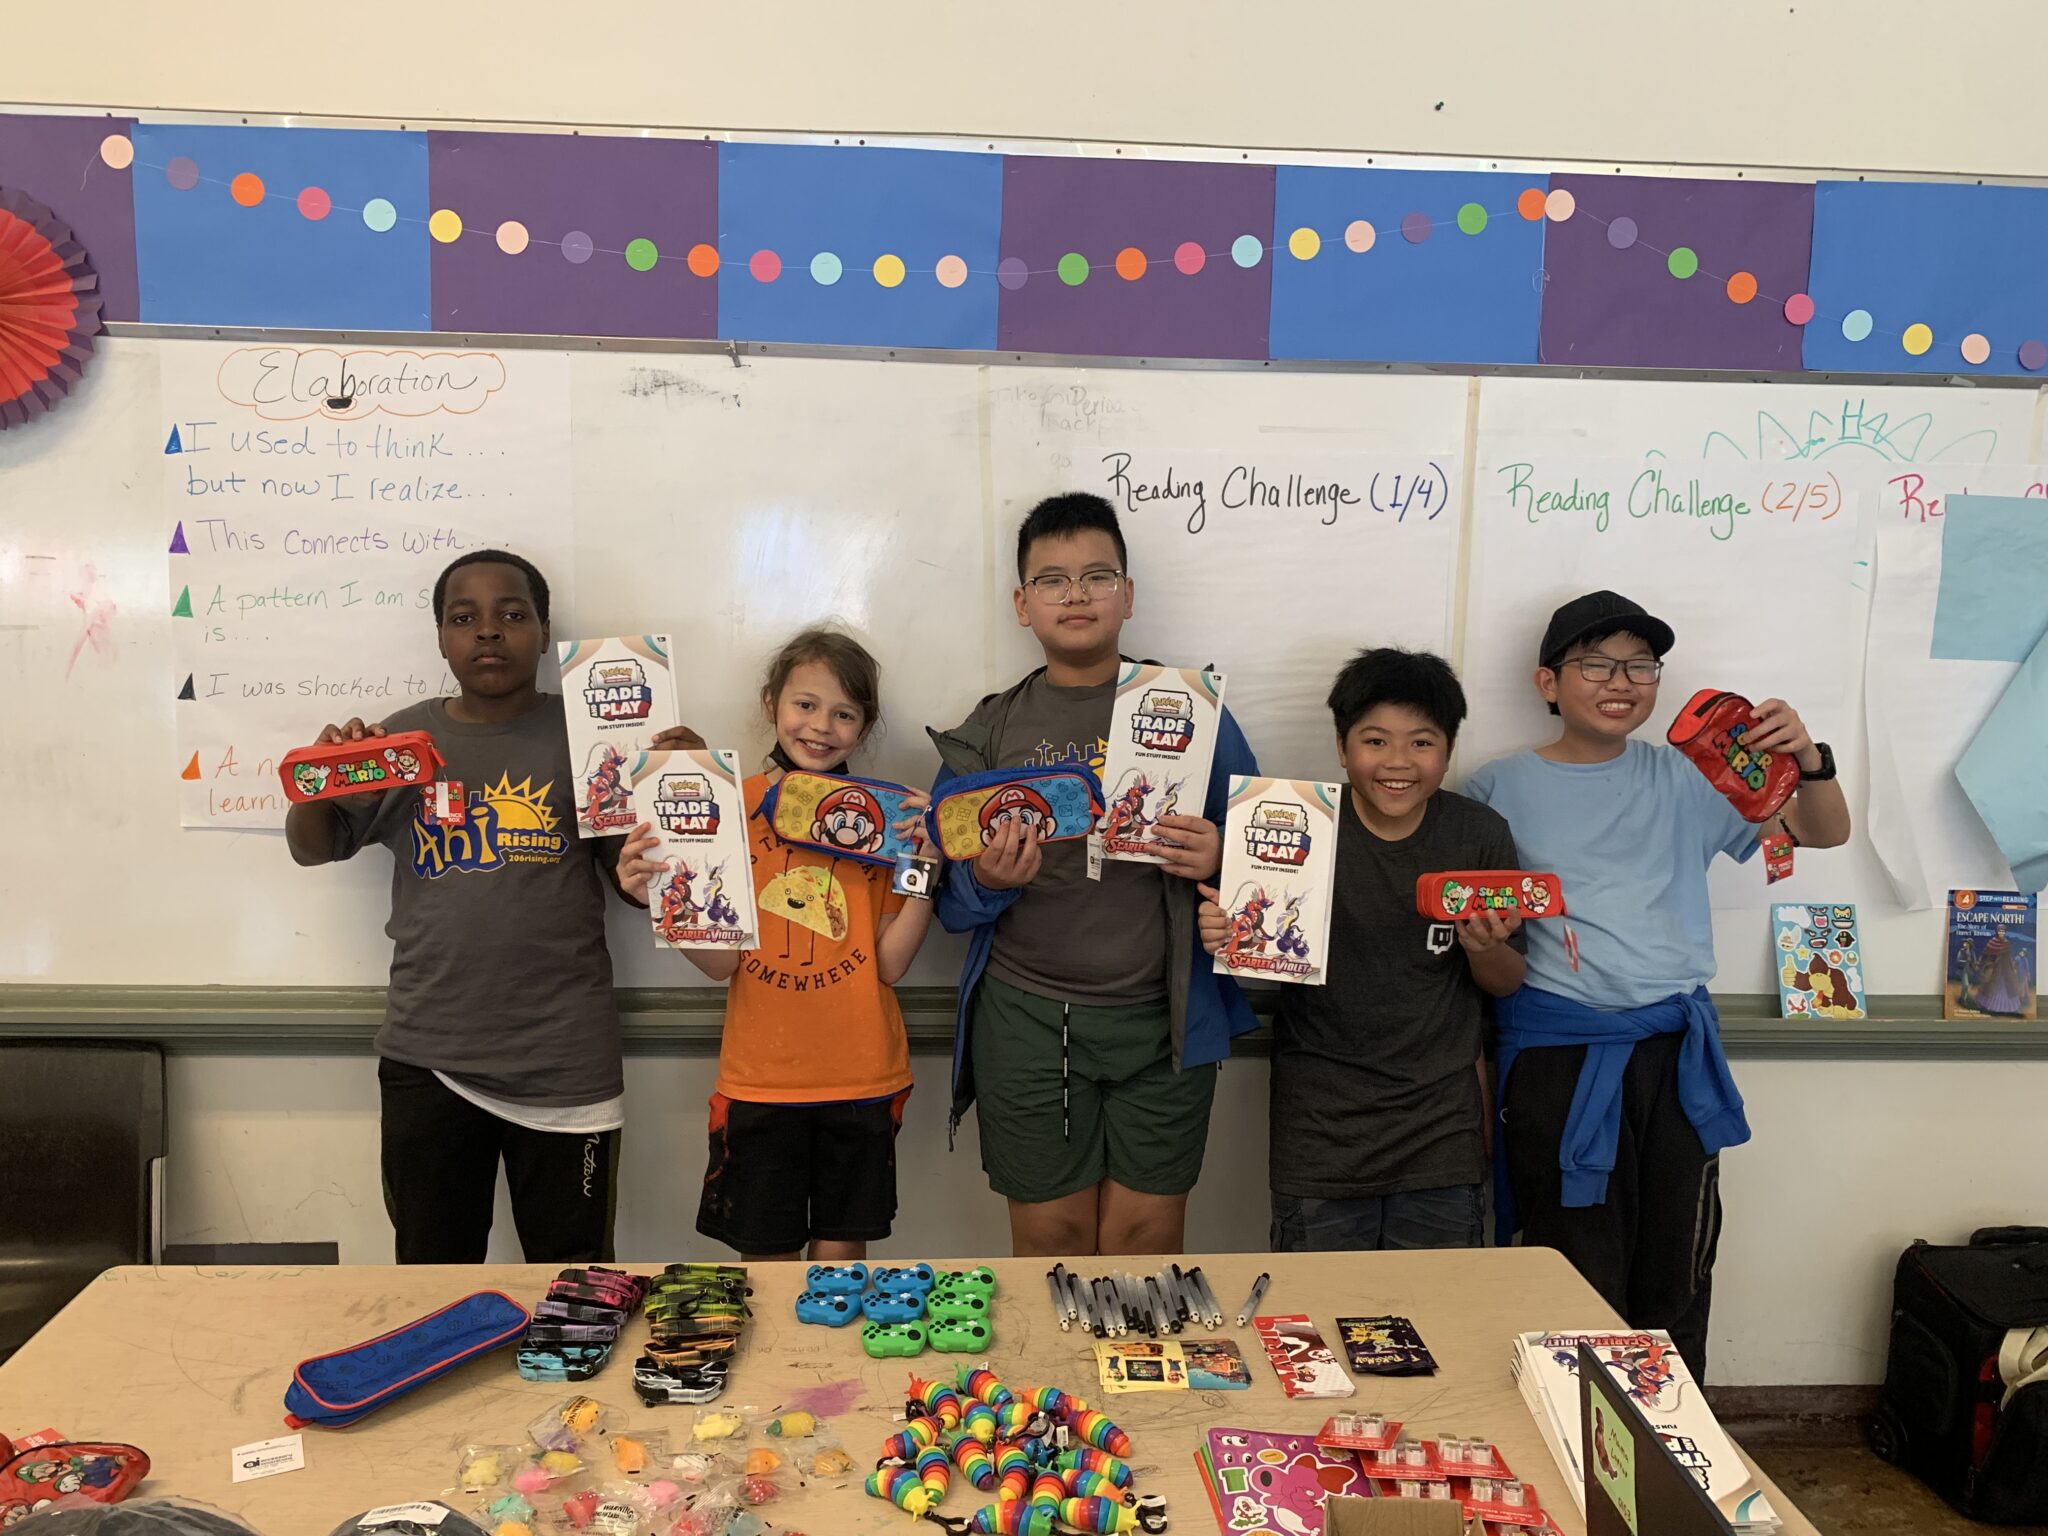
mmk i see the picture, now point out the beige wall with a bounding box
[8,0,2047,177]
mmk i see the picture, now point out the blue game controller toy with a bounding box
[794,1290,862,1327]
[806,1263,869,1295]
[869,1263,937,1294]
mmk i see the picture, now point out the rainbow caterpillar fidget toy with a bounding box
[1665,688,1800,823]
[1415,871,1568,922]
[866,1365,1163,1534]
[926,766,1106,862]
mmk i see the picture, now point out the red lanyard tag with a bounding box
[424,779,466,826]
[1764,830,1795,884]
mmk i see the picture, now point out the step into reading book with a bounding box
[1945,890,2038,1020]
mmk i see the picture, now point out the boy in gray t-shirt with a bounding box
[1200,648,1526,1252]
[931,494,1260,1259]
[285,550,637,1264]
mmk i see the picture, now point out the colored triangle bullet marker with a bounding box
[164,425,182,454]
[168,522,189,554]
[177,674,195,700]
[171,586,192,618]
[180,752,201,781]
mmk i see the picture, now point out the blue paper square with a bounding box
[1957,631,2048,894]
[717,144,1001,350]
[1268,167,1545,364]
[133,125,430,330]
[1805,181,2048,377]
[1931,496,2048,662]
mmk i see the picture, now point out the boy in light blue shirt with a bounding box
[1464,590,1850,1378]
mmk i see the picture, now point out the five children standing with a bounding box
[290,497,1851,1381]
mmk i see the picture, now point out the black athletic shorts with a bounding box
[696,1088,910,1255]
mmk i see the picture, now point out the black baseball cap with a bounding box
[1539,590,1675,668]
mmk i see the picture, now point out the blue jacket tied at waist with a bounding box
[1494,984,1751,1241]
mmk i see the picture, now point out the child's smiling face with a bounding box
[765,659,867,772]
[1539,631,1662,743]
[1338,702,1448,833]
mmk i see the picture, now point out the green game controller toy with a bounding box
[928,1318,994,1354]
[931,1266,997,1300]
[927,1291,994,1325]
[861,1321,928,1359]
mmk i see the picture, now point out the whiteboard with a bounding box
[3,341,2042,991]
[985,368,1471,784]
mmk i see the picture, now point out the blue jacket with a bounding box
[1493,984,1751,1243]
[927,666,1262,1140]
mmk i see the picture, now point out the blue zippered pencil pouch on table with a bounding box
[284,1290,530,1428]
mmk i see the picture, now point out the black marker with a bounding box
[1236,1272,1271,1327]
[1047,1270,1070,1331]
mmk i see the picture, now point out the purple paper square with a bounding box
[997,157,1274,360]
[427,131,717,338]
[0,113,140,321]
[1539,173,1813,370]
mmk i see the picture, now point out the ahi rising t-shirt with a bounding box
[326,695,625,1105]
[1270,789,1522,1199]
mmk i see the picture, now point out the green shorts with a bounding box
[970,974,1218,1203]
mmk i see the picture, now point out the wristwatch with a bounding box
[1800,741,1837,782]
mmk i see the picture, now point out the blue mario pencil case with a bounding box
[757,770,922,868]
[926,765,1106,861]
[284,1290,529,1428]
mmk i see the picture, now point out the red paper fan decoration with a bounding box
[0,185,104,429]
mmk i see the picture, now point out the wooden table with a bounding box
[0,1252,1814,1534]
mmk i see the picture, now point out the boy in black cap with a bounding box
[1463,590,1850,1377]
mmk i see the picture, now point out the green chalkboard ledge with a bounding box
[0,986,2043,1059]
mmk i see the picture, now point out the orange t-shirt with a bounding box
[715,774,913,1102]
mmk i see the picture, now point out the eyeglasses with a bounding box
[1023,570,1125,603]
[1560,656,1665,684]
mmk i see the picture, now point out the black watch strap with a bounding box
[1800,741,1837,782]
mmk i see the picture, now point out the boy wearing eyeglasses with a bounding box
[1463,590,1850,1378]
[929,492,1259,1258]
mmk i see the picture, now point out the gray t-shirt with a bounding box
[327,695,625,1105]
[1270,789,1523,1199]
[983,674,1168,1005]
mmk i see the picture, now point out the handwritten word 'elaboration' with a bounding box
[214,348,508,422]
[1101,451,1448,534]
[1496,462,1847,543]
[1886,472,2048,523]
